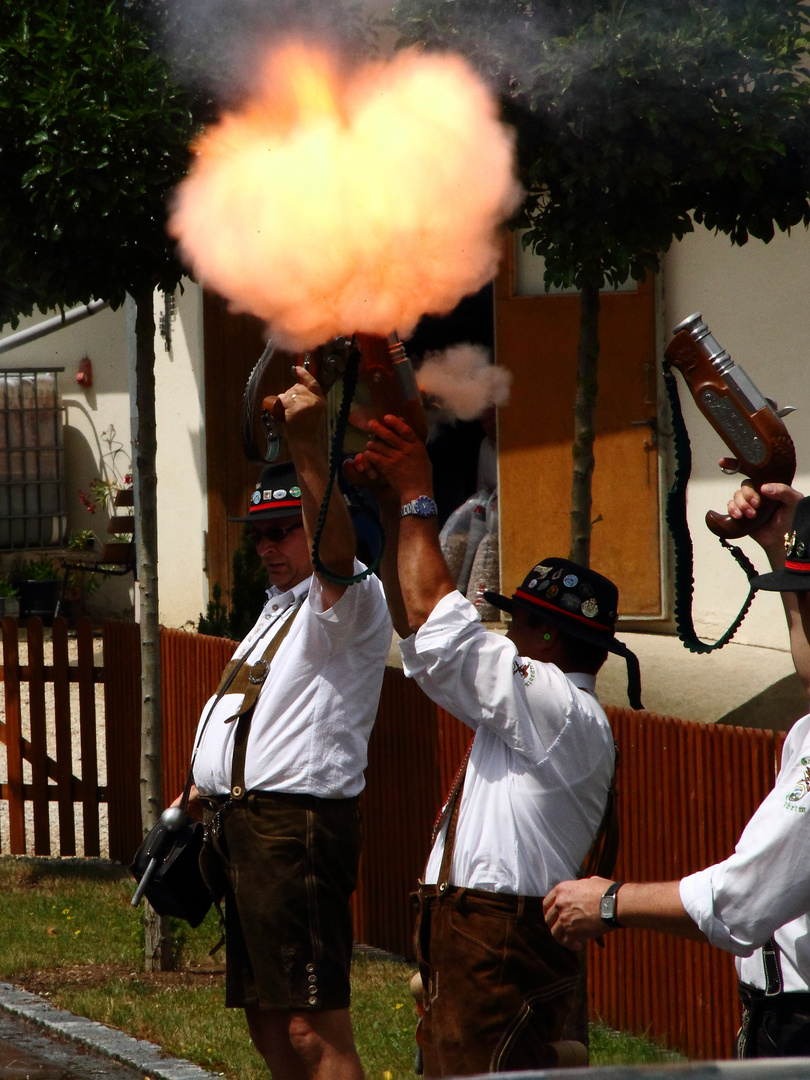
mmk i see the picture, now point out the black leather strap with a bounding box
[600,881,624,929]
[763,936,785,997]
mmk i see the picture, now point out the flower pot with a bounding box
[0,596,20,620]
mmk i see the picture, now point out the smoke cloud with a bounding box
[418,344,511,421]
[168,41,522,351]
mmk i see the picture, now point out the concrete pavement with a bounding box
[0,982,222,1080]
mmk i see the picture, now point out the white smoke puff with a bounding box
[417,344,512,421]
[168,42,523,350]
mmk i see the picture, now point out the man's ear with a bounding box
[535,623,559,652]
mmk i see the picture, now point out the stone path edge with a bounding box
[0,980,223,1080]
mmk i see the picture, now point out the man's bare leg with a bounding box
[246,1006,364,1080]
[245,1008,307,1080]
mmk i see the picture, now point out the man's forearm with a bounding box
[361,415,456,633]
[544,877,707,950]
[613,882,706,941]
[294,447,356,579]
[377,502,411,639]
[396,510,456,633]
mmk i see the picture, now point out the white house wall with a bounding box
[1,303,134,617]
[662,227,810,649]
[0,285,208,627]
[153,284,208,630]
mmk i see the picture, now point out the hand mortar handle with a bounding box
[664,312,796,539]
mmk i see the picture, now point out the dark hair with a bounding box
[557,630,609,674]
[524,612,608,673]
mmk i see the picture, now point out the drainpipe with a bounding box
[0,299,110,354]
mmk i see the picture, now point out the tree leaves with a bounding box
[0,0,201,327]
[393,0,810,289]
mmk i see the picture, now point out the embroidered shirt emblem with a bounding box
[786,758,810,806]
[513,658,536,686]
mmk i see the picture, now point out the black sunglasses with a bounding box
[247,521,304,545]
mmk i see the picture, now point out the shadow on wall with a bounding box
[717,672,808,733]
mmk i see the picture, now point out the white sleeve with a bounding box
[399,591,589,762]
[307,560,391,641]
[680,722,810,955]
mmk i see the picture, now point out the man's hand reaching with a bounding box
[356,415,433,503]
[721,469,804,558]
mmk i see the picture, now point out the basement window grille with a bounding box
[0,368,66,548]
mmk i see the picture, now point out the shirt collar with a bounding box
[262,575,311,614]
[567,671,597,695]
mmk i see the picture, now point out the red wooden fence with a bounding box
[592,709,784,1060]
[0,617,789,1060]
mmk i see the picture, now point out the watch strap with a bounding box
[400,495,437,518]
[600,880,624,929]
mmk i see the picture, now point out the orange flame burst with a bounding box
[169,41,523,350]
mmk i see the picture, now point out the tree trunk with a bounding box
[569,279,601,567]
[567,275,603,1046]
[131,284,172,971]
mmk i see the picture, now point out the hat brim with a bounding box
[483,589,633,659]
[227,505,303,524]
[751,569,810,593]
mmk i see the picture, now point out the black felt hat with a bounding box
[752,496,810,593]
[227,461,303,523]
[484,557,643,709]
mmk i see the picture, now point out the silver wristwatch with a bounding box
[599,881,624,928]
[400,496,438,519]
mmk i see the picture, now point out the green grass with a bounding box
[590,1021,685,1065]
[0,857,683,1077]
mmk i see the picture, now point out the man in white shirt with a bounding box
[544,481,810,1058]
[186,367,391,1080]
[349,413,642,1077]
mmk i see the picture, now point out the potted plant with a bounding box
[67,528,96,552]
[0,574,20,620]
[18,557,62,624]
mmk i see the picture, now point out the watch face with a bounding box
[414,496,437,517]
[600,895,615,920]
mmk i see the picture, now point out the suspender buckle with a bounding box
[248,660,270,684]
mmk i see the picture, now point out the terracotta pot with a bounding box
[0,596,20,620]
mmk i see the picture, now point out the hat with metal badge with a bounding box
[227,461,303,523]
[751,496,810,592]
[484,557,643,709]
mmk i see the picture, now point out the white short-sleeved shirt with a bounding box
[399,591,616,896]
[680,712,810,992]
[192,564,391,799]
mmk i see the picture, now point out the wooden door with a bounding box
[202,295,276,603]
[495,241,662,618]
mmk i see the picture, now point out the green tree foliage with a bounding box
[0,0,203,970]
[197,529,266,642]
[0,0,198,326]
[393,0,810,561]
[394,0,810,286]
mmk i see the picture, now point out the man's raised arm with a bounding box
[354,414,455,635]
[728,480,810,692]
[280,366,355,608]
